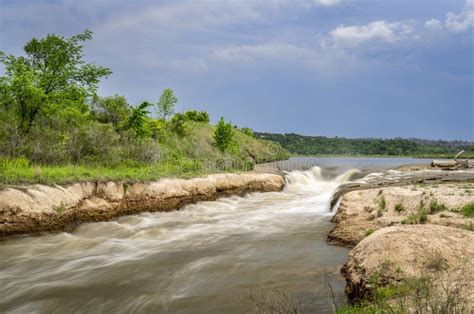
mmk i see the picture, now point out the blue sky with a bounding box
[0,0,473,140]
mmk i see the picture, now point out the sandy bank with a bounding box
[0,172,284,238]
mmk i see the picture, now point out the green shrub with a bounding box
[394,203,405,213]
[429,199,448,213]
[460,202,474,218]
[402,208,428,225]
[377,195,386,211]
[241,127,254,138]
[183,110,209,123]
[214,117,234,153]
[169,113,188,136]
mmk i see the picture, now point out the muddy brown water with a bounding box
[0,158,430,313]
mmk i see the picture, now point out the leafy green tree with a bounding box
[169,112,188,136]
[91,95,131,130]
[214,117,234,153]
[183,110,210,123]
[156,88,177,120]
[241,127,254,138]
[125,101,152,138]
[0,30,111,131]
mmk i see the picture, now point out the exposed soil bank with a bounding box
[0,173,284,238]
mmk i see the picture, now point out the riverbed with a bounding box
[0,158,431,313]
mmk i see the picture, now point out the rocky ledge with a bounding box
[0,173,284,238]
[327,182,474,247]
[328,167,474,307]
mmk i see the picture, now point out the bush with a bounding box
[183,110,209,123]
[460,202,474,218]
[91,95,131,130]
[394,203,405,213]
[214,117,234,153]
[377,195,386,211]
[402,208,428,224]
[429,199,448,213]
[241,127,254,138]
[169,113,188,136]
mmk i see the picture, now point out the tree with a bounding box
[0,30,112,131]
[183,110,210,123]
[241,127,254,138]
[169,113,188,136]
[125,101,152,138]
[214,117,234,153]
[156,88,177,120]
[91,95,131,130]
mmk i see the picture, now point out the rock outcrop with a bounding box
[0,173,284,237]
[327,182,474,247]
[342,225,474,303]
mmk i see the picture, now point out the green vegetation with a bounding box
[338,274,468,314]
[156,88,177,120]
[402,201,428,224]
[460,202,474,218]
[0,31,289,184]
[53,201,66,214]
[376,194,386,217]
[364,228,374,237]
[256,132,474,157]
[429,199,448,214]
[394,203,405,213]
[339,254,468,314]
[214,117,234,153]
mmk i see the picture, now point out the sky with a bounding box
[0,0,473,140]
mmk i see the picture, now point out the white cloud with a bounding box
[425,1,474,33]
[425,19,443,29]
[445,9,474,32]
[314,0,341,6]
[329,21,414,47]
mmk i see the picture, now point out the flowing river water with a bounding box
[0,158,432,313]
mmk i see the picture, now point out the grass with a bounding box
[394,203,405,213]
[0,159,241,185]
[401,202,428,225]
[425,251,449,272]
[53,201,66,214]
[376,195,386,217]
[460,202,474,218]
[364,228,375,237]
[462,222,474,231]
[338,258,469,314]
[429,199,448,214]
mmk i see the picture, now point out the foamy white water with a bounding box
[0,167,357,313]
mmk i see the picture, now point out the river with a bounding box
[0,158,431,313]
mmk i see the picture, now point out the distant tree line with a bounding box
[255,133,474,157]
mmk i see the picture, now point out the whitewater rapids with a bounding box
[0,167,359,313]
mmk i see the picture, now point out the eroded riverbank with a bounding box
[0,167,350,313]
[0,173,284,238]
